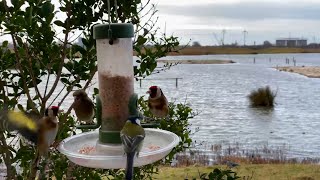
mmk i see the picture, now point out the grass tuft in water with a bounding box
[248,86,277,107]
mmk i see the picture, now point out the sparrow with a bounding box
[72,90,95,124]
[120,117,145,180]
[147,86,169,118]
[6,106,61,165]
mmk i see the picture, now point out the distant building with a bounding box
[276,38,307,47]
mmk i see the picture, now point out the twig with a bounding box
[23,40,43,101]
[2,0,38,112]
[66,161,76,179]
[137,0,151,14]
[57,67,97,136]
[54,76,81,107]
[83,67,97,90]
[139,3,157,20]
[44,73,51,97]
[29,150,40,180]
[43,1,71,105]
[0,132,17,179]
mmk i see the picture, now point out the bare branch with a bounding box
[44,73,51,97]
[83,67,97,90]
[23,41,43,101]
[2,0,38,112]
[0,133,17,179]
[43,2,72,109]
[58,67,97,129]
[137,0,151,14]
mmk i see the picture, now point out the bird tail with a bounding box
[125,152,135,180]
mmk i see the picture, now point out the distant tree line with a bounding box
[187,40,320,48]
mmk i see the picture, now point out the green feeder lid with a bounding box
[93,23,134,39]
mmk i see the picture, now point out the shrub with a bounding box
[248,86,277,107]
[0,0,187,179]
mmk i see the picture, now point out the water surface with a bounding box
[136,53,320,159]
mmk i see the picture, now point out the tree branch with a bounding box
[0,133,17,180]
[60,67,97,120]
[43,2,72,107]
[23,41,43,101]
[2,0,38,112]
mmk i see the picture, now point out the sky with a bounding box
[153,0,320,46]
[1,0,319,46]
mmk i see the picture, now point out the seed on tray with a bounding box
[79,146,96,154]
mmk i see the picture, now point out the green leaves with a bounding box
[200,168,240,180]
[41,1,54,17]
[11,0,24,10]
[2,40,8,47]
[54,20,65,27]
[136,35,147,46]
[0,0,182,179]
[134,33,180,77]
[138,98,196,164]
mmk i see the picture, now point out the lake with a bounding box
[17,53,320,160]
[138,53,320,160]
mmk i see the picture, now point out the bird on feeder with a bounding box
[147,86,169,118]
[120,117,145,180]
[72,90,95,124]
[5,106,61,166]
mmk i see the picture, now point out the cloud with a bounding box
[158,1,320,21]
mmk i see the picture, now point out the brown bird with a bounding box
[72,90,95,124]
[6,106,61,162]
[147,86,169,118]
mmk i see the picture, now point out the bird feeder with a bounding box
[58,23,179,169]
[95,23,135,144]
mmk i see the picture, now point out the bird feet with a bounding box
[51,140,61,149]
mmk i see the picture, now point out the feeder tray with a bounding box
[58,128,179,169]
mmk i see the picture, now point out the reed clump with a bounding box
[248,86,277,107]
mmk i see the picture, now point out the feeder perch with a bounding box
[58,23,179,169]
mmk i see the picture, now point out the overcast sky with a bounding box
[1,0,319,46]
[154,0,320,45]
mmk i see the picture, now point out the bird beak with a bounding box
[58,109,64,113]
[146,90,150,94]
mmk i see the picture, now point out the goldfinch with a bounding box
[6,106,61,164]
[147,86,169,118]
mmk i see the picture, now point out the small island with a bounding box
[275,66,320,78]
[157,59,235,64]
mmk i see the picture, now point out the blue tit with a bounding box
[120,117,145,180]
[72,90,95,124]
[147,86,169,118]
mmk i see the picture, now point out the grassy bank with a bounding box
[157,59,235,64]
[154,164,320,180]
[275,66,320,78]
[166,46,320,55]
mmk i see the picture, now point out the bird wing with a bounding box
[120,134,145,153]
[7,111,38,132]
[7,110,39,144]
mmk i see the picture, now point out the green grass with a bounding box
[154,164,320,180]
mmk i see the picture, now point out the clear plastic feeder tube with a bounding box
[94,23,134,144]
